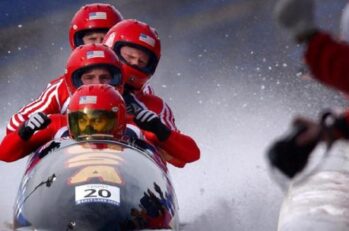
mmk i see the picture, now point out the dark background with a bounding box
[0,1,347,230]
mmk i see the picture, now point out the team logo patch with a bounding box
[139,33,155,47]
[86,50,105,59]
[89,12,107,20]
[75,184,120,205]
[79,96,97,105]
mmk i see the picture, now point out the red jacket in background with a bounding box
[305,31,349,126]
[305,31,349,94]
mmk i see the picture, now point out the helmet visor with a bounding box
[69,109,117,140]
[114,42,158,75]
[74,28,109,47]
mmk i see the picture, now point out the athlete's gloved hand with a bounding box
[267,111,349,179]
[274,0,317,42]
[134,109,171,141]
[18,112,51,140]
[267,121,319,178]
[123,90,142,115]
[126,103,141,115]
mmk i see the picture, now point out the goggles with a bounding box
[68,109,117,140]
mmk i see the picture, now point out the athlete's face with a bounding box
[82,31,106,45]
[80,67,112,85]
[78,113,110,134]
[120,46,150,69]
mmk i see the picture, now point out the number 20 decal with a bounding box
[84,188,111,198]
[75,184,120,205]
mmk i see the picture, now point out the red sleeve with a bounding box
[144,130,200,168]
[141,83,155,95]
[6,77,68,134]
[305,31,349,94]
[135,93,178,131]
[0,115,66,162]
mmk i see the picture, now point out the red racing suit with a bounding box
[0,114,200,167]
[1,114,67,162]
[5,75,199,166]
[6,76,70,134]
[305,31,349,127]
[305,31,349,94]
[122,89,201,167]
[6,76,154,134]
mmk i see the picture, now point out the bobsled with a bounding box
[13,138,179,231]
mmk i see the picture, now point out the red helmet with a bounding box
[68,84,126,140]
[64,43,125,95]
[103,19,161,90]
[69,3,123,49]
